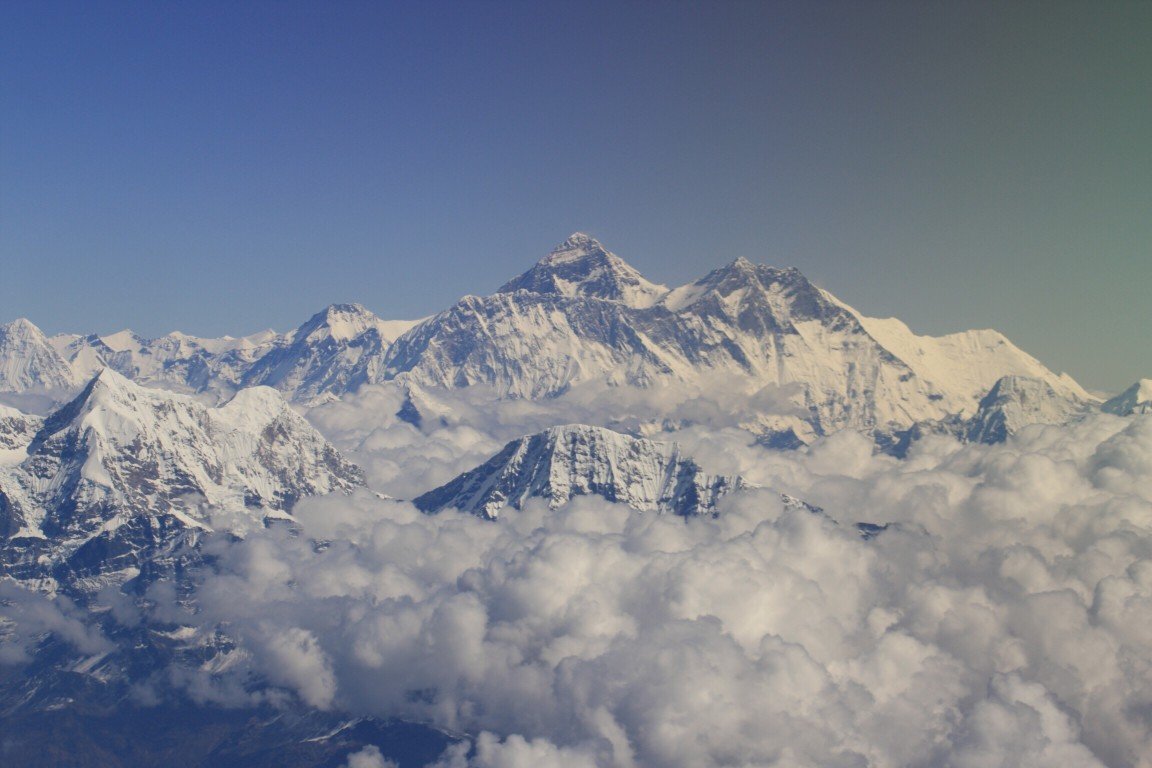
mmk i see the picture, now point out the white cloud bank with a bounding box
[131,410,1152,767]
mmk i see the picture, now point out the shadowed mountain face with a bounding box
[1102,379,1152,416]
[415,424,748,519]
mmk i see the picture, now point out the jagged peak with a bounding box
[295,302,383,343]
[414,422,745,519]
[496,234,667,307]
[981,374,1064,402]
[551,231,600,255]
[79,366,136,398]
[1102,378,1152,416]
[661,258,837,323]
[0,317,48,340]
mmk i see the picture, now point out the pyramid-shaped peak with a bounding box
[497,234,667,307]
[1102,378,1152,416]
[71,367,155,409]
[296,302,383,343]
[0,317,48,340]
[414,422,744,519]
[553,231,601,251]
[540,232,615,266]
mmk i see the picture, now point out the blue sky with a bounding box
[1,1,1149,391]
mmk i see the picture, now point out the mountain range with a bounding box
[0,369,363,597]
[0,233,1110,448]
[1,233,1148,767]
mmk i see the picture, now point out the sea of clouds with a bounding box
[5,382,1152,767]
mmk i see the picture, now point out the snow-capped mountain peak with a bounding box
[414,424,746,519]
[1102,379,1152,416]
[964,374,1089,444]
[295,303,382,343]
[239,304,420,402]
[660,258,845,327]
[0,369,363,594]
[0,317,79,394]
[497,233,668,307]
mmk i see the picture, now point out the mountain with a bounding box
[496,232,668,307]
[385,235,1088,441]
[0,235,1089,444]
[414,424,747,519]
[963,375,1091,444]
[42,305,421,405]
[50,327,281,397]
[240,303,419,402]
[0,404,41,451]
[1102,379,1152,416]
[0,369,363,596]
[0,319,80,394]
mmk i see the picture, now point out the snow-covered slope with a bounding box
[851,314,1091,411]
[497,232,668,307]
[1102,379,1152,416]
[51,327,281,397]
[1,234,1088,442]
[963,375,1091,444]
[0,369,363,594]
[0,404,41,452]
[414,424,746,519]
[0,319,80,394]
[241,303,419,402]
[385,235,1086,441]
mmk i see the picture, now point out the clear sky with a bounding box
[1,1,1148,392]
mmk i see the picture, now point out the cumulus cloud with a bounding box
[13,394,1152,767]
[344,745,399,768]
[105,412,1151,768]
[302,378,809,499]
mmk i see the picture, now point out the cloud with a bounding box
[48,409,1152,767]
[344,745,399,768]
[0,581,111,665]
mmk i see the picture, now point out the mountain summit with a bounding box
[0,235,1092,445]
[0,369,363,595]
[414,424,746,519]
[497,233,667,307]
[1102,379,1152,416]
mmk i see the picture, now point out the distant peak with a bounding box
[296,302,381,343]
[1101,378,1152,416]
[324,302,371,315]
[555,232,599,250]
[542,233,610,265]
[1,317,46,338]
[86,366,135,394]
[497,234,667,307]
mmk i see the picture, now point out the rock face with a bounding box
[0,404,41,451]
[1,234,1089,445]
[1102,379,1152,416]
[415,424,747,519]
[0,369,363,595]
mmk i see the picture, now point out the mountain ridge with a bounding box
[0,234,1102,446]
